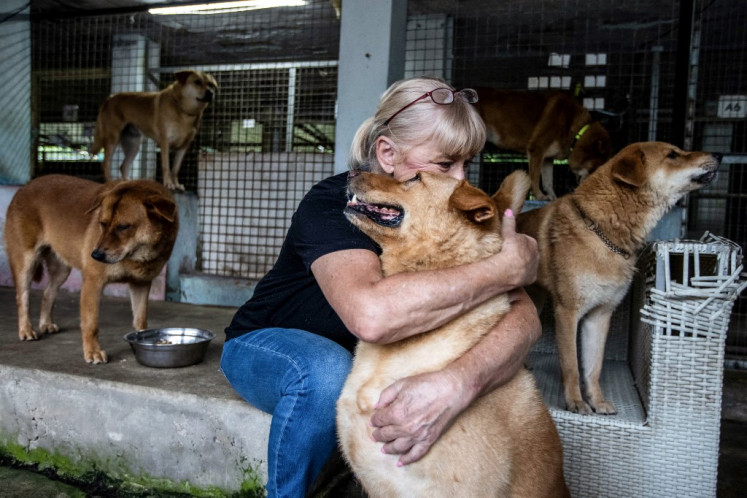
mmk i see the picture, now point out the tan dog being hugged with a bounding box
[337,170,569,497]
[90,70,217,191]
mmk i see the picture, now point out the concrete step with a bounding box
[0,287,270,496]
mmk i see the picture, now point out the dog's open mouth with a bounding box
[345,194,404,227]
[693,169,718,185]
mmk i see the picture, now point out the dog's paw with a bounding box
[85,349,109,364]
[162,178,185,191]
[39,322,60,334]
[566,399,593,415]
[356,388,377,413]
[19,328,39,341]
[591,400,617,415]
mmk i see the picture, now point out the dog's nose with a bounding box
[204,90,214,102]
[712,152,723,163]
[91,249,107,262]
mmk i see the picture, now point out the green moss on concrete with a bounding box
[0,442,265,497]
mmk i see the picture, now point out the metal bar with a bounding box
[648,46,663,141]
[158,61,338,73]
[692,193,747,200]
[285,67,296,152]
[671,0,695,148]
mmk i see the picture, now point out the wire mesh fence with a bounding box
[32,3,339,279]
[26,0,746,357]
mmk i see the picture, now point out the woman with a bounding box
[221,76,540,497]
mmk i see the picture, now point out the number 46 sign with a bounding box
[718,95,747,119]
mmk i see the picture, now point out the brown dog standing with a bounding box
[90,70,217,191]
[474,88,611,201]
[516,142,721,414]
[337,171,568,497]
[4,174,179,364]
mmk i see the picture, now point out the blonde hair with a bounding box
[348,76,486,172]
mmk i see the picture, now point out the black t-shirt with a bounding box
[224,172,380,352]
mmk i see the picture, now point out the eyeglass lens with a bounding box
[430,88,455,104]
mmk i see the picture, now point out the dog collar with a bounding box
[573,199,631,259]
[569,123,591,153]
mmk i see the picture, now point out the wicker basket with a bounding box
[529,232,746,498]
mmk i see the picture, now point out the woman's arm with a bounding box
[311,211,538,344]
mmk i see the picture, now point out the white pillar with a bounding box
[333,0,407,174]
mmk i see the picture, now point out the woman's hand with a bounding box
[369,369,472,466]
[494,209,539,289]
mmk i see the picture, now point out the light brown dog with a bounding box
[4,174,179,364]
[474,88,611,201]
[516,142,721,414]
[337,170,568,497]
[90,70,217,191]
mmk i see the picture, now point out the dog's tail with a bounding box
[492,170,531,215]
[89,120,104,157]
[89,98,110,158]
[32,261,44,283]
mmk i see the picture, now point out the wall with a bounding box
[0,1,31,185]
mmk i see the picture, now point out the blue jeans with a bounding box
[220,328,353,498]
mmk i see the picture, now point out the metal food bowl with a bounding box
[123,328,215,368]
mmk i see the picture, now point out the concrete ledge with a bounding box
[179,273,256,308]
[0,366,270,494]
[0,286,270,495]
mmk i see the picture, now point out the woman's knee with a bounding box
[304,343,352,394]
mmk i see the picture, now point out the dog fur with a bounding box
[337,170,568,497]
[474,88,611,201]
[90,70,217,191]
[4,174,179,364]
[515,142,721,414]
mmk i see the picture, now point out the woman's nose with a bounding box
[449,165,466,180]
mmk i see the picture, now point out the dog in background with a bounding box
[474,87,612,201]
[338,170,568,497]
[515,142,721,414]
[90,70,217,191]
[4,174,179,364]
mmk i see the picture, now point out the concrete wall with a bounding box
[0,1,31,185]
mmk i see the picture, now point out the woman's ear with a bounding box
[375,136,397,175]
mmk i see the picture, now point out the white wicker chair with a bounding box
[528,233,746,498]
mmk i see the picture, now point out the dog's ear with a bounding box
[612,149,647,188]
[174,70,193,85]
[450,181,495,224]
[144,196,177,223]
[492,170,530,216]
[86,183,118,215]
[85,197,102,215]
